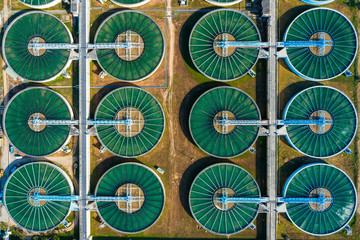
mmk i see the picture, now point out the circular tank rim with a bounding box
[109,0,151,7]
[189,86,261,158]
[94,162,166,234]
[282,85,358,158]
[18,0,61,9]
[2,87,74,157]
[300,0,335,5]
[2,11,74,82]
[94,86,166,158]
[3,161,74,233]
[94,10,165,82]
[282,162,357,236]
[188,9,261,82]
[205,0,243,6]
[188,162,261,235]
[283,7,358,81]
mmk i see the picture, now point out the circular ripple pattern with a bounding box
[95,87,165,158]
[95,163,165,233]
[189,9,260,81]
[3,88,73,157]
[3,12,72,82]
[95,11,164,81]
[4,162,73,232]
[189,86,260,158]
[283,86,357,158]
[284,8,358,81]
[284,163,357,236]
[189,163,260,235]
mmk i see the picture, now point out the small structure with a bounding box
[70,0,79,17]
[179,0,187,6]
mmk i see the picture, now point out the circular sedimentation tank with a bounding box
[110,0,150,7]
[204,0,242,6]
[94,87,165,158]
[283,86,357,158]
[284,8,358,81]
[189,163,260,235]
[189,86,260,158]
[2,11,73,82]
[189,9,260,81]
[283,163,357,236]
[4,162,73,232]
[95,162,165,233]
[95,10,164,81]
[3,87,73,157]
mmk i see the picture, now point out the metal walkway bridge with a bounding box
[29,115,332,130]
[212,32,332,56]
[28,31,333,58]
[28,189,333,214]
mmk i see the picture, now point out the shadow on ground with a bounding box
[179,82,228,145]
[179,7,219,72]
[90,156,141,193]
[89,8,132,42]
[178,157,232,218]
[278,81,323,148]
[278,156,326,192]
[89,81,137,117]
[277,5,315,40]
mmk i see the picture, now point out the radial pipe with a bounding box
[213,41,269,48]
[213,196,269,204]
[213,119,269,126]
[88,119,143,126]
[28,119,79,126]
